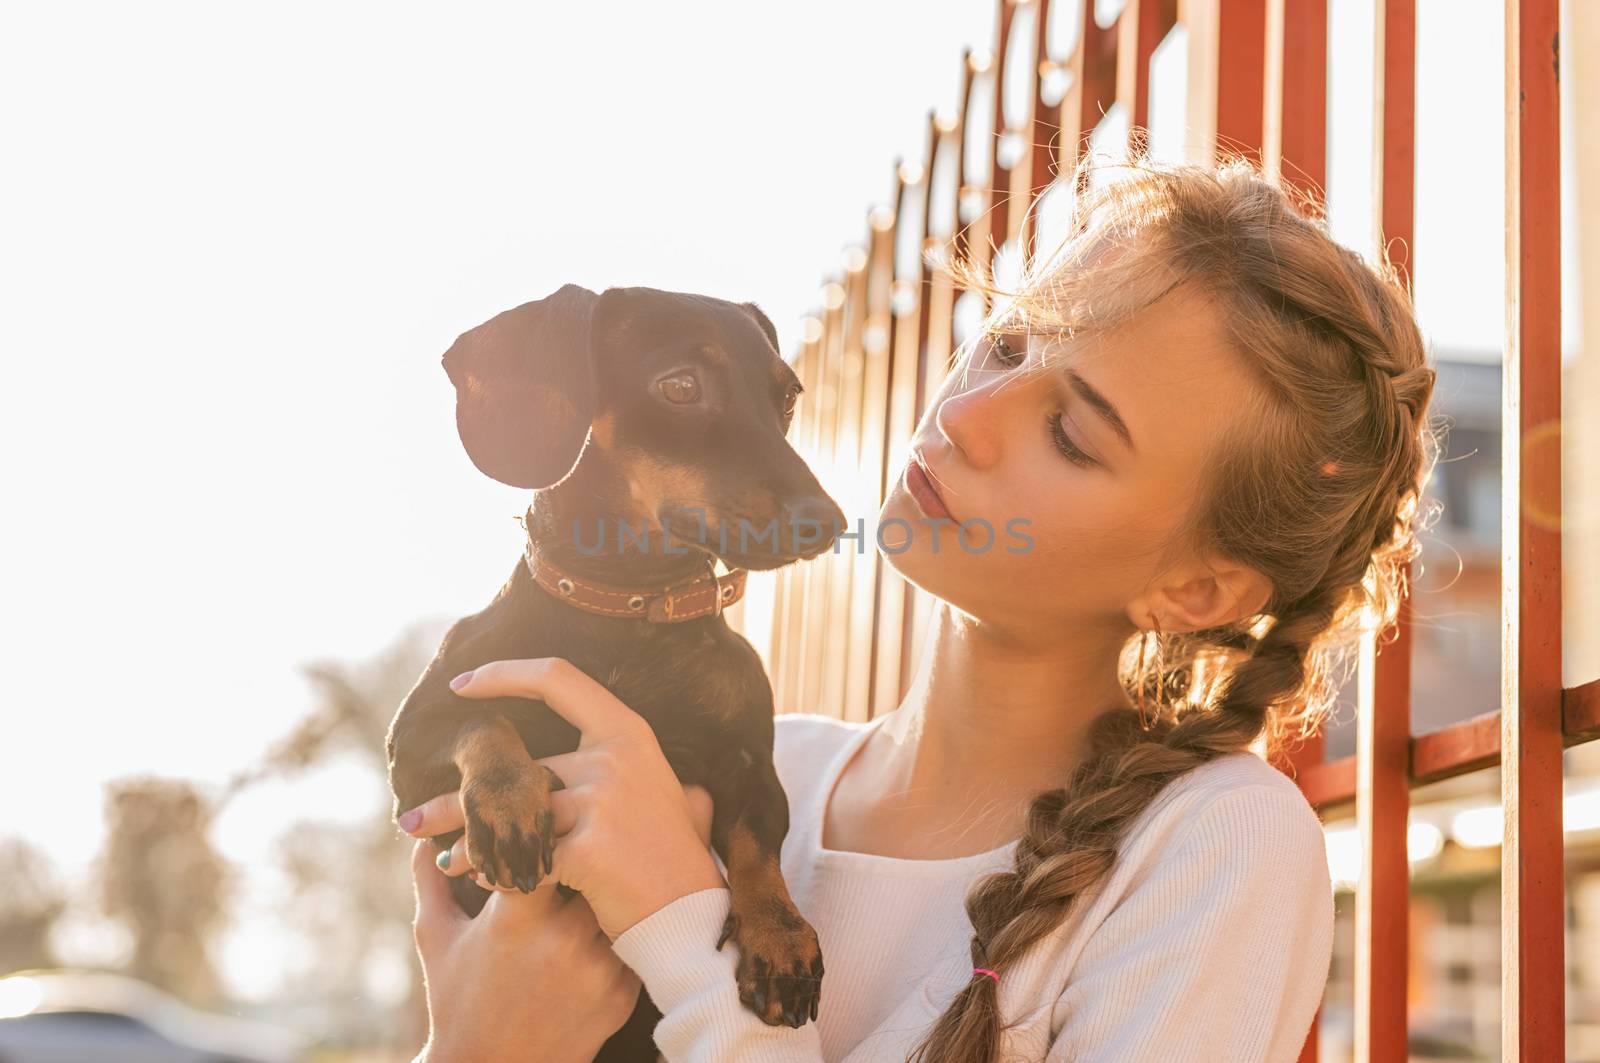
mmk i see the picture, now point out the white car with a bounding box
[0,970,304,1063]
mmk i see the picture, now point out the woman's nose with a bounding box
[933,373,1011,471]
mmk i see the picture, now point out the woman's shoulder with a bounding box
[1162,748,1318,805]
[1121,751,1331,880]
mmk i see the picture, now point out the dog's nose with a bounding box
[781,496,846,558]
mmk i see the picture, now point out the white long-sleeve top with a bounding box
[610,712,1334,1062]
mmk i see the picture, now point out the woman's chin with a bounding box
[876,490,969,587]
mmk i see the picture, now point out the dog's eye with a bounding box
[658,373,701,405]
[783,384,803,417]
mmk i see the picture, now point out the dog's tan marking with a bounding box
[719,821,824,1026]
[452,715,556,891]
[614,450,715,536]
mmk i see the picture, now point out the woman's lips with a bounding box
[904,453,954,521]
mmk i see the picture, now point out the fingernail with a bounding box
[435,848,452,871]
[398,807,423,833]
[449,671,475,692]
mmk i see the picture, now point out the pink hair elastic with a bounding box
[972,967,1000,984]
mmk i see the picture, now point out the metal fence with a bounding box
[730,1,1595,1060]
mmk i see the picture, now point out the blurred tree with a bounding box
[232,618,447,1051]
[227,619,447,795]
[99,777,231,1006]
[0,838,66,974]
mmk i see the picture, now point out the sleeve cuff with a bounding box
[611,886,738,1012]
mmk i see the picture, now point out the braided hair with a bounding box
[904,154,1442,1062]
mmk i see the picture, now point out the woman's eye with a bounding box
[658,373,701,404]
[1048,411,1099,469]
[989,334,1027,369]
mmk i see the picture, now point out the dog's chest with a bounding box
[577,627,757,730]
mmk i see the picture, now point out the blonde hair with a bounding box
[905,153,1441,1062]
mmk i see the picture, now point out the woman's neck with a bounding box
[870,601,1135,815]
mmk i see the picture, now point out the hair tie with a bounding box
[972,967,1000,984]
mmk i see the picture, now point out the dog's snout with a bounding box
[782,496,846,558]
[783,496,845,530]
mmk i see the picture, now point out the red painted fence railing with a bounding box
[744,2,1587,1060]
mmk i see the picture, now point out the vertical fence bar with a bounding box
[824,265,868,719]
[1354,4,1416,1059]
[987,0,1019,280]
[951,48,982,309]
[864,200,904,720]
[1263,0,1330,785]
[957,45,998,330]
[896,155,938,703]
[1001,1,1043,258]
[1264,5,1330,1058]
[1023,0,1059,267]
[1218,0,1267,162]
[1264,0,1329,216]
[1119,0,1177,157]
[1064,2,1115,193]
[803,292,847,712]
[780,330,823,711]
[844,239,885,723]
[876,168,923,707]
[817,274,860,717]
[771,336,810,702]
[920,112,959,417]
[1501,0,1565,1057]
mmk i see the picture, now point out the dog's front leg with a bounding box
[453,712,561,892]
[705,747,824,1029]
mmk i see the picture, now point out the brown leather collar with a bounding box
[522,540,748,623]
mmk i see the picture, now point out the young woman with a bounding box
[395,157,1439,1062]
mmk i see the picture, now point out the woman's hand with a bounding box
[408,780,717,897]
[408,837,642,1063]
[406,781,714,1063]
[398,656,728,941]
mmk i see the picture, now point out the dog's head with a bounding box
[444,284,844,569]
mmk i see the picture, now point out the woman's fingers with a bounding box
[406,772,715,891]
[397,789,465,837]
[483,875,575,933]
[449,659,649,749]
[434,834,471,877]
[425,833,520,899]
[470,869,522,893]
[401,790,516,891]
[411,839,467,959]
[428,782,708,866]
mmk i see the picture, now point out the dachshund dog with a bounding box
[387,284,844,1057]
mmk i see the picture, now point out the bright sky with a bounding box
[0,0,1578,1001]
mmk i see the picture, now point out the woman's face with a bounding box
[878,283,1265,638]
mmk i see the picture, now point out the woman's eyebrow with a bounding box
[1061,366,1136,455]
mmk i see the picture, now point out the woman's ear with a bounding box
[1128,559,1273,633]
[443,283,600,490]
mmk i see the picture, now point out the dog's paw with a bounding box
[460,760,559,892]
[716,902,823,1028]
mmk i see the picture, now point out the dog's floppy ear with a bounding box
[740,301,780,353]
[443,283,599,490]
